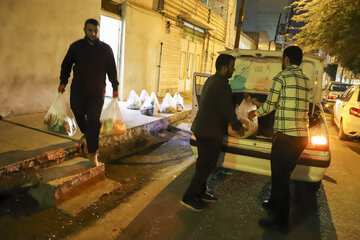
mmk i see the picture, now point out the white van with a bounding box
[191,49,331,192]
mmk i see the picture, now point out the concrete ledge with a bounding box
[0,110,191,194]
[99,110,191,161]
[29,157,105,208]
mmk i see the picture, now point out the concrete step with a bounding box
[58,177,121,217]
[29,157,105,208]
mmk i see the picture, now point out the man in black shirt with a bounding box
[181,54,244,211]
[58,18,119,166]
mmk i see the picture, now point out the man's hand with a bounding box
[58,84,66,93]
[248,110,257,120]
[113,91,119,99]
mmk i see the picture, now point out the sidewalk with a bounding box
[0,98,192,193]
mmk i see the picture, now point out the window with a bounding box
[330,83,353,92]
[183,22,205,43]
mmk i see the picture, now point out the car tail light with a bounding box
[349,107,360,118]
[306,121,329,151]
[328,96,337,100]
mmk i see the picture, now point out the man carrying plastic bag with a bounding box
[44,93,77,136]
[58,18,119,166]
[100,99,126,135]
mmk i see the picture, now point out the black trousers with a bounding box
[70,89,104,154]
[269,131,308,224]
[183,136,223,201]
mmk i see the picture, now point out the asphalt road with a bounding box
[0,114,359,240]
[114,114,360,240]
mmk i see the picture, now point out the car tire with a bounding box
[338,119,348,140]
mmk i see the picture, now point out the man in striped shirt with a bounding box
[248,46,310,232]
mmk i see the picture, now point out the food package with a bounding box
[100,98,126,135]
[44,93,77,136]
[230,95,259,138]
[139,89,149,106]
[140,95,159,116]
[173,92,184,112]
[150,92,160,110]
[126,90,141,110]
[160,92,176,113]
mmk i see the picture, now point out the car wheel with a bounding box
[338,119,348,140]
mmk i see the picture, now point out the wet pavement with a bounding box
[0,132,194,240]
[0,113,359,240]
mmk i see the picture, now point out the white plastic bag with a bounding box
[150,92,160,110]
[44,93,77,136]
[100,99,126,135]
[140,95,159,116]
[139,89,149,106]
[160,92,176,113]
[233,96,258,138]
[126,90,141,110]
[173,92,184,112]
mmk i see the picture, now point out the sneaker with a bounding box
[180,198,208,211]
[200,192,218,202]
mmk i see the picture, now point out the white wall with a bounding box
[122,2,163,99]
[0,0,100,117]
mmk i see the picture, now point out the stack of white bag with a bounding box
[140,91,160,116]
[160,92,176,113]
[126,90,141,110]
[173,92,184,112]
[228,94,258,138]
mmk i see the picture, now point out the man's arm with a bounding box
[218,82,242,131]
[255,73,283,117]
[59,43,76,91]
[106,46,119,98]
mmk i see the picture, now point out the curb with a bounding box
[0,110,191,194]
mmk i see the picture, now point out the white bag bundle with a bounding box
[139,89,149,106]
[160,92,176,113]
[44,93,77,136]
[173,92,184,112]
[232,95,258,138]
[100,98,126,135]
[150,92,160,110]
[140,96,159,116]
[126,90,141,110]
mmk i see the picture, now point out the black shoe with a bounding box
[259,217,288,233]
[262,200,273,210]
[180,198,208,211]
[200,192,218,202]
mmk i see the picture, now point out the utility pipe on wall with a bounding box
[234,0,246,49]
[157,42,163,93]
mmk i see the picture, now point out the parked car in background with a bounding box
[322,81,353,111]
[333,85,360,140]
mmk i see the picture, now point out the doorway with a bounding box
[100,15,122,97]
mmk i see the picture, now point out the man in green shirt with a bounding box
[249,46,310,232]
[181,54,243,211]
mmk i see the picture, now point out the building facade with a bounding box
[0,0,254,117]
